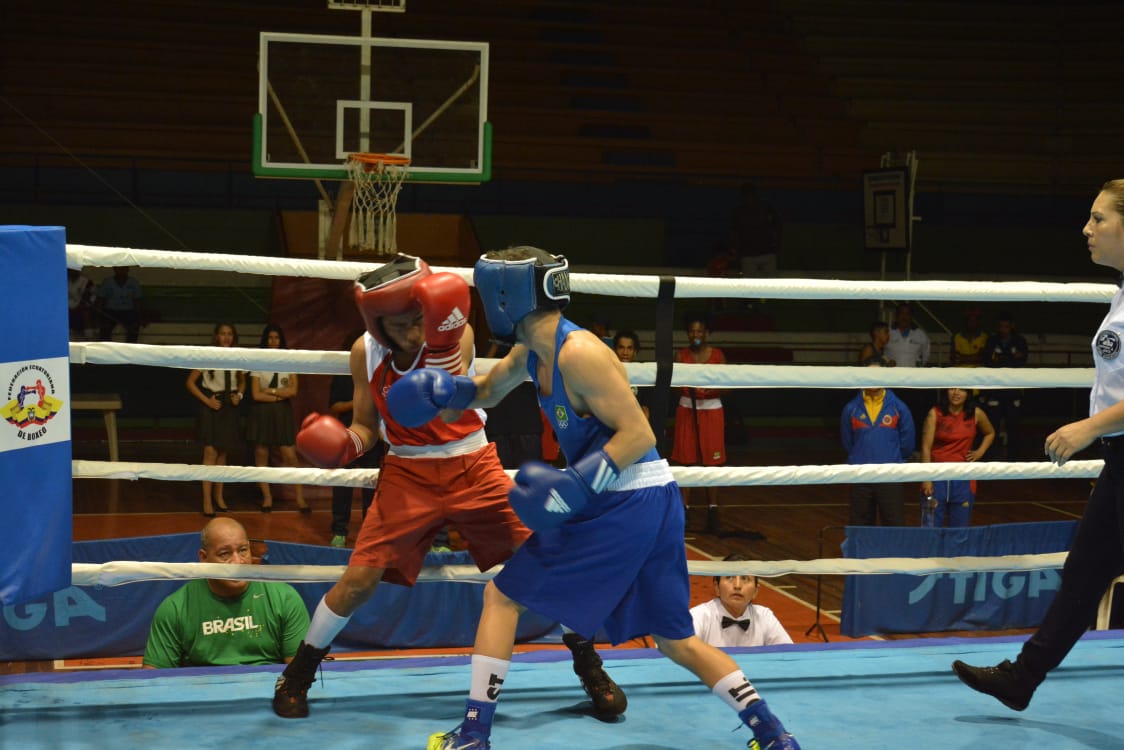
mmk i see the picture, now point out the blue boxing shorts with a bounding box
[494,467,694,644]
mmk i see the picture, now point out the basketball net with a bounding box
[345,153,410,256]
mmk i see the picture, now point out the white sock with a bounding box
[712,670,760,713]
[469,654,511,703]
[303,596,351,648]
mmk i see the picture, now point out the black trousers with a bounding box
[849,482,905,526]
[1019,437,1124,678]
[330,445,383,536]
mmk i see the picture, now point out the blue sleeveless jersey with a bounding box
[497,316,693,643]
[528,317,661,466]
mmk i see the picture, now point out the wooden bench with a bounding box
[72,393,123,461]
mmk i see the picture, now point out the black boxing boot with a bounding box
[273,641,331,718]
[562,632,627,717]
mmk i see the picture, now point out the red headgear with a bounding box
[353,253,432,349]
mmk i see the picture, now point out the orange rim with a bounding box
[348,152,411,167]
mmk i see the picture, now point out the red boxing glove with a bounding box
[412,272,470,374]
[296,413,365,468]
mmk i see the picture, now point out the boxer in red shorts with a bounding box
[271,253,623,721]
[670,314,728,533]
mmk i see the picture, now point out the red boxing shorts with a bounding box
[350,442,531,586]
[670,405,726,466]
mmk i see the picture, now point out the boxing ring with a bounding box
[7,634,1124,747]
[6,243,1123,749]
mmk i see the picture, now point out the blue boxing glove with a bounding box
[509,449,620,531]
[386,368,477,428]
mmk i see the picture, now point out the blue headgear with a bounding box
[473,252,570,342]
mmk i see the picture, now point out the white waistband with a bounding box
[388,430,488,458]
[609,459,675,492]
[678,397,722,410]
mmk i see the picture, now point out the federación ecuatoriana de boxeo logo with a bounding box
[1,363,64,442]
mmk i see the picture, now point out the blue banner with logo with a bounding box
[0,226,72,606]
[1,533,199,659]
[841,521,1077,637]
[0,535,559,660]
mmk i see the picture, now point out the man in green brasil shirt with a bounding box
[143,517,310,668]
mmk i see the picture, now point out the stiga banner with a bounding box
[0,226,72,606]
[841,521,1077,637]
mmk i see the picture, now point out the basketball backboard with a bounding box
[254,32,490,183]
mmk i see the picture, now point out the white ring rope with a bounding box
[69,244,1116,302]
[72,459,1103,487]
[68,246,1104,490]
[65,245,1093,590]
[74,460,383,487]
[70,552,1070,589]
[69,341,1093,389]
[70,341,351,374]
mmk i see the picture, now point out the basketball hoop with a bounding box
[345,153,410,256]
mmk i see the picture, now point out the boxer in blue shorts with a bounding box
[388,246,799,750]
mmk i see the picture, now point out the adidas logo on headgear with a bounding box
[437,307,467,332]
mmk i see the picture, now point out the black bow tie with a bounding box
[721,616,749,631]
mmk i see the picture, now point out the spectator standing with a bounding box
[67,268,95,339]
[142,518,309,668]
[919,388,996,527]
[840,362,915,526]
[671,315,727,534]
[185,323,244,517]
[613,330,652,421]
[951,305,988,368]
[883,301,930,452]
[247,324,310,514]
[95,265,144,342]
[983,311,1029,459]
[950,304,989,413]
[857,320,895,366]
[691,554,793,648]
[884,302,931,368]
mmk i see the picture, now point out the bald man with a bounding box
[142,517,310,668]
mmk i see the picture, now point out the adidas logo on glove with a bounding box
[437,307,467,332]
[545,490,572,514]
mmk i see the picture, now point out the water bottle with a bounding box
[920,494,938,527]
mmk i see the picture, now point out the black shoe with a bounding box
[273,641,331,718]
[952,658,1038,711]
[562,632,627,716]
